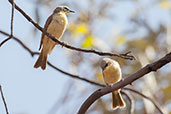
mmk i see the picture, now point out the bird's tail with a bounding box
[112,90,125,109]
[34,49,47,70]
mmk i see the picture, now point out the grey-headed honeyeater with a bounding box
[34,6,74,70]
[101,58,125,109]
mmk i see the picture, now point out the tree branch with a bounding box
[0,85,9,114]
[47,62,104,87]
[77,52,170,114]
[7,0,135,60]
[0,0,14,47]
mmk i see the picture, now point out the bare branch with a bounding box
[47,62,104,87]
[7,0,135,60]
[0,85,9,114]
[77,52,170,114]
[0,0,14,47]
[123,88,164,114]
[0,37,12,47]
[121,91,134,114]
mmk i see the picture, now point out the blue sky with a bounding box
[0,0,72,114]
[0,0,170,114]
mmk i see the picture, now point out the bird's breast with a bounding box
[47,17,67,39]
[53,13,68,27]
[103,65,121,85]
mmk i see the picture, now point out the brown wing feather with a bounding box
[39,15,53,50]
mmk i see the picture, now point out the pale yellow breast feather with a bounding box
[103,62,122,85]
[53,12,68,27]
[46,12,68,39]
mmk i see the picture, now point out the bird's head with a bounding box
[100,58,120,71]
[53,6,75,15]
[101,58,111,71]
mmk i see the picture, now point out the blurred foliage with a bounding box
[30,0,171,114]
[81,35,94,48]
[159,0,171,9]
[68,23,89,37]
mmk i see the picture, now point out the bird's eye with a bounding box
[104,63,108,68]
[63,7,68,12]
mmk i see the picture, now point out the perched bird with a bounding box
[100,58,125,109]
[34,6,74,70]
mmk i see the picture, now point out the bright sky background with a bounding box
[0,0,72,114]
[0,0,170,114]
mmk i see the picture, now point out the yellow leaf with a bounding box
[75,24,88,34]
[68,23,89,37]
[159,0,170,9]
[162,85,171,101]
[81,36,94,48]
[117,35,126,45]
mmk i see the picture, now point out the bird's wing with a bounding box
[39,15,53,50]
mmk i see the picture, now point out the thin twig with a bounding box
[0,37,12,47]
[0,30,165,114]
[123,88,164,114]
[0,0,14,47]
[77,52,170,114]
[7,0,135,60]
[0,85,9,114]
[47,62,105,87]
[11,0,14,36]
[121,91,134,114]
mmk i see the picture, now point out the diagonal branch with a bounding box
[0,0,15,47]
[7,0,135,60]
[47,62,104,87]
[0,30,165,114]
[77,52,170,114]
[0,85,9,114]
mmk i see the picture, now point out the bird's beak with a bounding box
[69,10,75,13]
